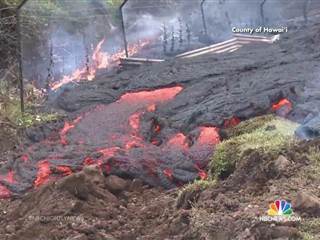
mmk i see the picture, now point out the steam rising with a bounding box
[19,0,302,89]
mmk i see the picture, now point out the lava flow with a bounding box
[272,98,293,117]
[51,39,150,91]
[0,86,223,198]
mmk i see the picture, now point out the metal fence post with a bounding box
[120,0,129,58]
[17,0,29,113]
[201,0,207,36]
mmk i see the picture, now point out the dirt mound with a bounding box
[0,165,182,240]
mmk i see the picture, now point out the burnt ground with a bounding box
[0,14,320,240]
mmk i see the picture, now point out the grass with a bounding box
[209,115,299,179]
[176,180,216,210]
[299,218,320,240]
[307,146,320,164]
[178,180,216,196]
[0,95,62,129]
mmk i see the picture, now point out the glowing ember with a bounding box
[223,116,241,128]
[272,98,293,117]
[147,104,156,112]
[194,165,208,180]
[56,166,73,176]
[51,39,150,90]
[163,168,173,180]
[0,170,16,198]
[0,185,11,198]
[34,161,51,187]
[21,154,29,162]
[129,112,141,131]
[98,147,119,158]
[154,123,161,133]
[84,157,95,166]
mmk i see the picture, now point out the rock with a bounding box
[5,225,15,233]
[294,191,320,216]
[129,178,144,192]
[270,226,300,239]
[83,164,105,186]
[105,175,127,193]
[274,155,291,172]
[66,234,88,240]
[95,232,117,240]
[56,168,118,202]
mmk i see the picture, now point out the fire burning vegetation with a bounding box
[50,39,150,91]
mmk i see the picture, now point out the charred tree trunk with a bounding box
[303,0,311,24]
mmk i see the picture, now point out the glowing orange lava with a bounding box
[197,127,220,145]
[272,98,293,116]
[34,161,51,187]
[167,133,188,149]
[60,116,82,145]
[56,166,73,176]
[129,112,141,131]
[119,86,183,104]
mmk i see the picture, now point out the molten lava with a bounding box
[167,133,189,149]
[51,39,150,91]
[1,85,223,197]
[34,161,51,187]
[272,98,293,117]
[197,127,220,145]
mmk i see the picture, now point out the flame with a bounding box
[51,39,150,91]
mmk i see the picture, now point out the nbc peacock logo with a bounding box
[259,199,301,222]
[268,199,293,217]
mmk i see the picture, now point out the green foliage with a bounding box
[210,116,299,179]
[0,97,61,128]
[307,146,320,164]
[179,180,216,197]
[16,111,60,127]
